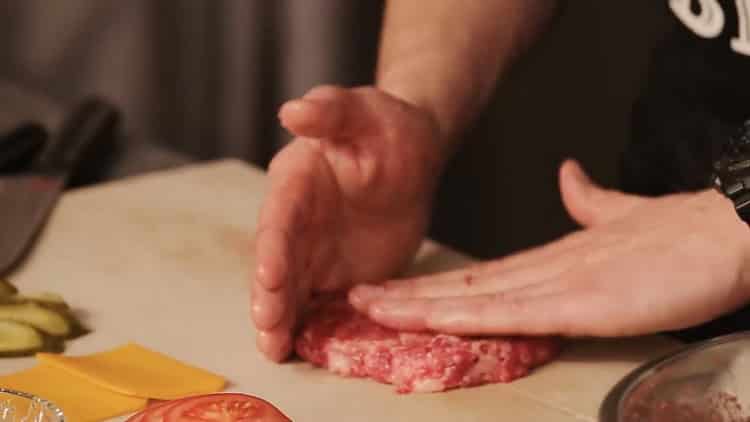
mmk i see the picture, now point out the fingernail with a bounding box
[369,299,399,316]
[278,100,306,119]
[369,300,424,330]
[351,285,385,306]
[567,160,590,184]
[256,264,285,291]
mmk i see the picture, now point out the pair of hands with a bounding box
[251,85,750,362]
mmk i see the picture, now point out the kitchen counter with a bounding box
[0,158,683,421]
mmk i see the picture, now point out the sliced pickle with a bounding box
[0,286,89,358]
[0,320,53,357]
[0,302,72,337]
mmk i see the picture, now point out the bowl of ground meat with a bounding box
[600,332,750,422]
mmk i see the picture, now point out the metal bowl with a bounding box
[0,389,64,422]
[600,331,750,421]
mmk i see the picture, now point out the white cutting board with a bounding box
[0,160,682,421]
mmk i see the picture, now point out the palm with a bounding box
[252,86,441,361]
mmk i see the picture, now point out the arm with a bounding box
[376,0,561,157]
[254,0,561,362]
[343,2,750,344]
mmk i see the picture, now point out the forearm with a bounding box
[376,0,560,157]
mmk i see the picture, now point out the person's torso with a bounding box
[619,0,750,196]
[664,0,750,121]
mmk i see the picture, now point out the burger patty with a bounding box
[294,297,562,393]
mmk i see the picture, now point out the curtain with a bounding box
[0,0,383,167]
[0,1,675,260]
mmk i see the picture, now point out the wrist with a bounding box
[376,55,488,156]
[707,187,750,292]
[376,73,456,146]
[374,80,458,183]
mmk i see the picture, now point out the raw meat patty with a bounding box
[294,297,563,393]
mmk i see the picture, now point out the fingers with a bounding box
[255,304,296,362]
[255,145,313,291]
[349,253,577,310]
[252,144,315,361]
[278,85,377,139]
[252,228,298,362]
[559,159,642,227]
[254,228,291,291]
[251,269,287,330]
[255,264,310,362]
[252,228,300,361]
[364,290,583,336]
[349,230,588,311]
[253,274,297,362]
[253,186,302,309]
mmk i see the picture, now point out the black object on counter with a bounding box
[0,123,48,173]
[0,96,122,276]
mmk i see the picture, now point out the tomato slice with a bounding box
[125,400,174,422]
[163,393,291,422]
[125,399,186,422]
[141,399,187,422]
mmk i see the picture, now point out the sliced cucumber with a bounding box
[0,320,44,357]
[0,303,72,337]
[0,279,18,297]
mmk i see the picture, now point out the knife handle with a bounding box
[34,97,121,176]
[0,122,48,173]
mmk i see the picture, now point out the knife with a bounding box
[0,97,121,275]
[0,122,48,173]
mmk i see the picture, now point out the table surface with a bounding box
[0,159,683,421]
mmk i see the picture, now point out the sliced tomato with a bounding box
[163,393,291,422]
[141,399,188,422]
[125,399,187,422]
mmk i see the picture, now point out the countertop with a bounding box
[0,159,682,421]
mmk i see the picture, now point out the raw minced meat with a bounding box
[294,296,563,393]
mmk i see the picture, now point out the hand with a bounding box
[349,160,750,338]
[252,85,443,361]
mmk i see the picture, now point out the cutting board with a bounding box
[0,159,682,421]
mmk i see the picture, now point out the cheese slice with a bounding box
[0,363,146,422]
[36,342,226,400]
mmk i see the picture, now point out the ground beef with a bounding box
[294,296,563,393]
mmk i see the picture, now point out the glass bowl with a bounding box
[600,331,750,421]
[0,389,64,422]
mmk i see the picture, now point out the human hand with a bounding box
[252,85,443,361]
[349,160,750,338]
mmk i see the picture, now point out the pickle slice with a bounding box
[0,320,44,357]
[0,293,89,339]
[0,302,72,337]
[0,286,89,358]
[13,292,71,314]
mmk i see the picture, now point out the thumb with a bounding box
[559,159,641,227]
[278,85,377,139]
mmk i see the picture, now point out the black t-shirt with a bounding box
[619,1,750,342]
[620,0,750,196]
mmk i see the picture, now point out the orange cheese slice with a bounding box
[36,343,226,400]
[0,363,146,422]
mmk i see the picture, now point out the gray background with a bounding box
[0,1,674,259]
